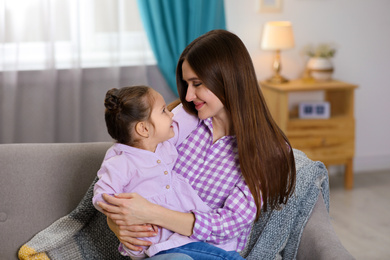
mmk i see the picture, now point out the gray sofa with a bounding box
[0,142,354,259]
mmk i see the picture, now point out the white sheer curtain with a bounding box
[0,0,175,143]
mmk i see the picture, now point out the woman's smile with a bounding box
[193,101,205,110]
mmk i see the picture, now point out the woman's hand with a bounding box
[98,193,155,226]
[100,192,196,238]
[107,217,158,251]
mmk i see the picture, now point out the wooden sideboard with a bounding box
[260,79,358,189]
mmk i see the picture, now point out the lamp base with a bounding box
[266,74,289,84]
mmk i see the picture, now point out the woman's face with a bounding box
[182,60,226,120]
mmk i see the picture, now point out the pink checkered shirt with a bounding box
[173,116,257,251]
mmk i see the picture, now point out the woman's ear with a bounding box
[135,121,149,138]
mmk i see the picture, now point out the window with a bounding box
[1,0,156,71]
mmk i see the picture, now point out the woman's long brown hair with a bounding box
[176,30,296,219]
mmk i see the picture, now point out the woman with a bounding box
[98,29,296,259]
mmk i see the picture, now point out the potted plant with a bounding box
[302,43,336,81]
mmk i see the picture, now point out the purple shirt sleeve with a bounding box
[170,104,199,146]
[190,179,257,244]
[92,152,130,212]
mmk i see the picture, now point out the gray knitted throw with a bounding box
[19,149,329,260]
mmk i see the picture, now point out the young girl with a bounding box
[93,86,244,259]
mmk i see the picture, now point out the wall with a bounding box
[225,0,390,173]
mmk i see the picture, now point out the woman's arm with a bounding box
[191,181,257,244]
[99,193,196,236]
[100,181,255,248]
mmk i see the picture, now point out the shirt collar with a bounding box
[114,142,162,155]
[201,117,235,142]
[203,117,214,134]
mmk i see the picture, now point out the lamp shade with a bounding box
[261,21,295,50]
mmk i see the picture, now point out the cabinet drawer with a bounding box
[286,118,355,160]
[286,117,354,137]
[288,134,355,161]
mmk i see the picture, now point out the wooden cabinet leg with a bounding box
[344,158,354,190]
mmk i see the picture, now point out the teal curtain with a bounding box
[137,0,226,96]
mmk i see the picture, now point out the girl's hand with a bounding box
[107,217,158,251]
[98,193,155,226]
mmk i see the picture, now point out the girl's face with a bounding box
[148,90,174,144]
[182,60,226,120]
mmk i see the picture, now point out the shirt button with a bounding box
[166,185,170,189]
[157,160,161,164]
[164,171,168,175]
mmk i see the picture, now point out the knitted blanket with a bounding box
[19,149,329,260]
[241,149,330,259]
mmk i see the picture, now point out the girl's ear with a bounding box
[135,121,149,138]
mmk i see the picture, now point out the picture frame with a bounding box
[257,0,283,13]
[299,101,330,119]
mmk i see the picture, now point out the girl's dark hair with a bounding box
[104,86,153,145]
[176,29,296,219]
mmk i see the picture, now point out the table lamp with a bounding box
[261,21,295,83]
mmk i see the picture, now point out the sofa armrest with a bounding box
[297,193,355,260]
[0,142,112,260]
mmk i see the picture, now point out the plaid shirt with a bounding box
[173,117,257,251]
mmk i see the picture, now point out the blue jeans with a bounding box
[148,253,194,260]
[153,242,244,260]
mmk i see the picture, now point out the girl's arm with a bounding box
[106,218,158,251]
[99,193,196,237]
[170,104,199,146]
[93,155,128,212]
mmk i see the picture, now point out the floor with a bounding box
[329,170,390,260]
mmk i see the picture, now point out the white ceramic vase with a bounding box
[307,57,334,81]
